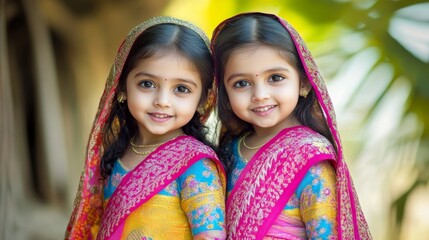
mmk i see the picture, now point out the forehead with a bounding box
[146,50,198,73]
[128,52,201,84]
[225,45,292,72]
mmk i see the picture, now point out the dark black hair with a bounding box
[100,23,214,178]
[212,14,334,172]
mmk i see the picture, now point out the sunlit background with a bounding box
[1,0,428,239]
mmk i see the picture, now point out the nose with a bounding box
[252,83,270,102]
[153,89,171,108]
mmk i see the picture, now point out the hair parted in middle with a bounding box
[101,23,214,178]
[211,13,334,171]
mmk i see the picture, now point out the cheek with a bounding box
[126,98,143,116]
[189,99,200,111]
[225,89,238,106]
[179,95,201,113]
[227,92,247,113]
[275,87,297,97]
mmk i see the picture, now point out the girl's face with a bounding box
[223,45,304,134]
[125,52,202,141]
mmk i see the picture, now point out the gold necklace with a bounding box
[130,145,153,155]
[129,135,169,155]
[129,135,165,148]
[237,134,249,163]
[242,132,264,150]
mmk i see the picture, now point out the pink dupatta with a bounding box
[98,135,225,240]
[65,16,221,240]
[211,12,372,240]
[227,126,337,239]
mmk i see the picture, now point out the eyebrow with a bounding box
[134,71,199,88]
[225,73,246,83]
[226,66,290,82]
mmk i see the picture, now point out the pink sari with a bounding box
[65,16,221,240]
[98,135,225,240]
[226,126,336,239]
[212,13,372,240]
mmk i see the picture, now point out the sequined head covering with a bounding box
[65,16,215,239]
[211,12,371,239]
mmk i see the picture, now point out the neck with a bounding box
[252,117,301,139]
[135,129,184,146]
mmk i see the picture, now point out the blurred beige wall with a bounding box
[1,0,171,239]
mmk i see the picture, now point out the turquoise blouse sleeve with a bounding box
[178,158,226,237]
[296,161,337,239]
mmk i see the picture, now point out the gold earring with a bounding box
[197,106,204,115]
[300,90,308,98]
[117,92,126,103]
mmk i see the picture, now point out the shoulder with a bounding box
[288,126,331,144]
[174,136,218,157]
[178,158,225,192]
[282,126,335,156]
[177,136,225,173]
[183,158,219,176]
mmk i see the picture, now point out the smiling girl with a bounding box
[66,17,226,240]
[212,12,371,240]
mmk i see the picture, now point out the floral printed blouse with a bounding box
[227,139,337,239]
[104,158,226,239]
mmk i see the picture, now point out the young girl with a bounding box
[65,16,226,240]
[212,13,372,239]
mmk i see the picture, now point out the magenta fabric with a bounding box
[226,126,337,239]
[97,136,224,239]
[65,16,219,240]
[211,12,372,240]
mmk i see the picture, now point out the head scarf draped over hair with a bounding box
[211,12,371,240]
[65,16,216,239]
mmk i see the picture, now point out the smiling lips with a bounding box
[251,105,277,116]
[148,112,173,122]
[252,105,276,112]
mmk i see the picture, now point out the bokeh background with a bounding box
[1,0,428,239]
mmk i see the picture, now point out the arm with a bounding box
[299,161,337,239]
[179,159,226,240]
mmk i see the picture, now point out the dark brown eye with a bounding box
[233,80,250,88]
[139,80,155,88]
[270,74,285,82]
[176,85,191,93]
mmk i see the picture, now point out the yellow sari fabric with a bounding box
[65,16,220,240]
[120,195,191,239]
[102,157,226,240]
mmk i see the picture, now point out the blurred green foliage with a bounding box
[167,0,429,238]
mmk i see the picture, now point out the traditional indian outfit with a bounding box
[211,13,372,240]
[65,16,226,240]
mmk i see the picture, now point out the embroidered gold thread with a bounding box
[181,192,224,213]
[87,15,219,238]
